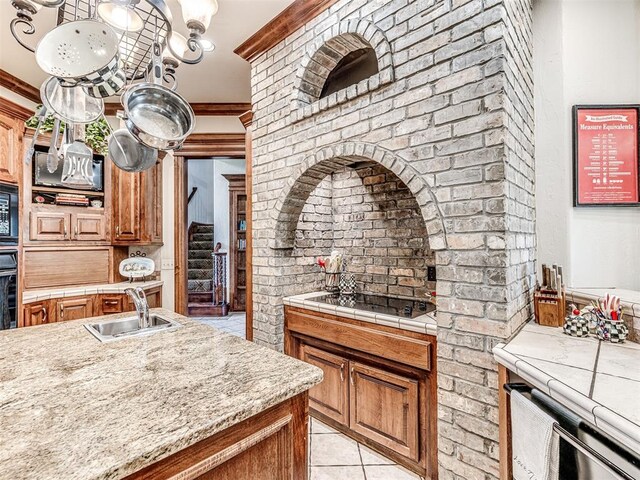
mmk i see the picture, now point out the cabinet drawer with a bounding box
[349,362,419,461]
[302,345,349,426]
[99,295,125,314]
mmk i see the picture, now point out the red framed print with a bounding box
[573,105,640,207]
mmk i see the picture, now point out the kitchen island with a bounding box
[0,308,323,479]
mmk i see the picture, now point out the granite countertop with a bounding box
[283,291,437,336]
[493,322,640,453]
[23,280,165,303]
[0,309,323,480]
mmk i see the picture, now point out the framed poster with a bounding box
[573,105,640,207]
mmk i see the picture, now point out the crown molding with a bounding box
[0,69,40,104]
[173,133,246,158]
[0,96,34,121]
[239,110,253,129]
[234,0,339,62]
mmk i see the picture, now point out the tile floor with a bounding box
[193,312,246,338]
[196,315,422,479]
[309,418,423,480]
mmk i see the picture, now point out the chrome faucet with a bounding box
[125,287,150,330]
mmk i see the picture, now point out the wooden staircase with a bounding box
[187,223,228,316]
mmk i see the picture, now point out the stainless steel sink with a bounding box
[85,314,181,342]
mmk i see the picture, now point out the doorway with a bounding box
[172,133,252,340]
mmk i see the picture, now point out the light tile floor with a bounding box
[192,312,246,338]
[309,418,424,480]
[195,316,422,479]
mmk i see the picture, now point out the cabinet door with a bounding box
[302,345,349,426]
[0,113,20,184]
[349,362,419,461]
[55,296,94,322]
[72,213,106,241]
[23,301,51,327]
[145,286,162,308]
[144,162,163,244]
[30,211,70,241]
[112,168,141,242]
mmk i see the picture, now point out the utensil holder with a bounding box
[534,288,566,327]
[324,271,340,293]
[596,319,628,343]
[339,273,356,296]
[563,316,590,337]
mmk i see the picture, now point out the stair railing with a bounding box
[187,187,198,205]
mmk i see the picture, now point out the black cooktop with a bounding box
[313,293,435,319]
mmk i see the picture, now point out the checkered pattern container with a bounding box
[563,316,590,337]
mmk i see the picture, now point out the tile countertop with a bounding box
[283,291,437,336]
[493,322,640,454]
[0,308,323,480]
[23,280,164,303]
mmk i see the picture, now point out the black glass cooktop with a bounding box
[313,293,435,319]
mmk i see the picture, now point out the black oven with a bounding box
[0,250,17,330]
[0,183,19,246]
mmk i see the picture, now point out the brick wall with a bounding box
[299,163,436,298]
[247,0,535,478]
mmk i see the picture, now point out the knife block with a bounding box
[534,288,567,327]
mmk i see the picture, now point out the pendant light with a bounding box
[97,2,144,33]
[176,0,218,36]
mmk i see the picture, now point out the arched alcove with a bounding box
[292,20,394,120]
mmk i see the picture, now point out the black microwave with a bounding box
[0,183,18,246]
[32,146,104,192]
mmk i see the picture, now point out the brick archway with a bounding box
[271,142,447,252]
[292,19,394,110]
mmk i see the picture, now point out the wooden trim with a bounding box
[105,103,252,117]
[498,365,512,480]
[0,96,33,121]
[245,125,253,340]
[234,0,340,62]
[239,110,253,128]
[173,133,246,158]
[174,158,188,315]
[0,69,40,104]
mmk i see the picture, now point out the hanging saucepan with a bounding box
[108,128,158,172]
[84,67,127,98]
[41,76,104,124]
[121,83,195,151]
[35,20,120,87]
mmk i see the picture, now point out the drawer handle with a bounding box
[116,225,119,236]
[42,307,47,323]
[60,304,64,321]
[75,225,78,236]
[350,366,355,385]
[104,301,119,306]
[63,226,67,238]
[340,363,345,382]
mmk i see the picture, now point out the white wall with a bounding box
[188,161,216,225]
[534,0,640,290]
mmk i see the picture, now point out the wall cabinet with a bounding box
[285,306,436,478]
[29,210,107,242]
[0,112,21,185]
[112,162,162,245]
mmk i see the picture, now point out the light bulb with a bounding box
[163,32,188,65]
[199,38,215,52]
[98,2,144,33]
[177,0,218,34]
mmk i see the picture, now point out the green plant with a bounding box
[25,105,110,155]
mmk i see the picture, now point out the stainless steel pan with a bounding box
[108,128,158,172]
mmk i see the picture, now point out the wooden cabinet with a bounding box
[29,211,107,242]
[350,362,419,461]
[285,306,436,478]
[224,174,246,311]
[53,296,94,323]
[0,112,21,184]
[302,345,349,425]
[112,161,162,245]
[30,211,69,241]
[23,301,51,327]
[112,168,141,243]
[73,213,107,241]
[98,295,126,315]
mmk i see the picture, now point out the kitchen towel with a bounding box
[511,390,560,480]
